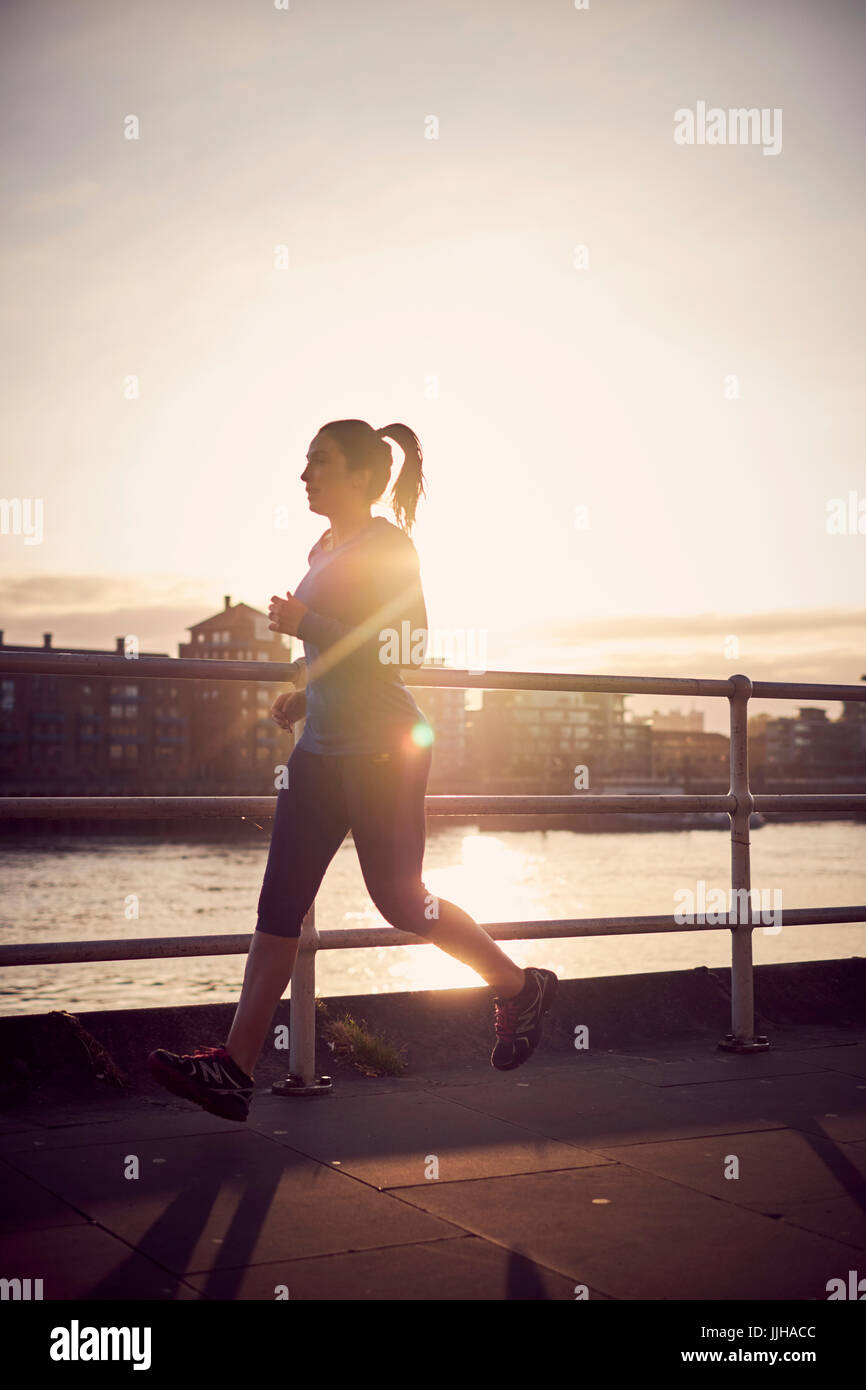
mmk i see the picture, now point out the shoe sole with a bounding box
[491,970,558,1071]
[147,1053,249,1123]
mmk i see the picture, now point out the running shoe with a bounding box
[491,967,558,1071]
[147,1044,254,1122]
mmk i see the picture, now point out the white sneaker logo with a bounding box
[198,1060,225,1084]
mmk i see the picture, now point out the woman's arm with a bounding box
[285,655,308,689]
[271,687,306,730]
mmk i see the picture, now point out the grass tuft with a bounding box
[318,1007,407,1078]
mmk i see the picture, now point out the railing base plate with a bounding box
[717,1033,770,1053]
[271,1073,333,1097]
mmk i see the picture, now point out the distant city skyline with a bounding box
[1,590,862,738]
[3,591,862,804]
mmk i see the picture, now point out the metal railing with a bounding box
[1,649,865,1087]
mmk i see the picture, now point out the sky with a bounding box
[1,0,864,735]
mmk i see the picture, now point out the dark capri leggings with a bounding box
[256,742,476,941]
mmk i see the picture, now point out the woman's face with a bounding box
[301,431,369,518]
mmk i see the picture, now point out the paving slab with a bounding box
[0,1224,204,1300]
[0,1160,89,1234]
[0,1115,37,1135]
[3,1128,460,1274]
[6,1100,157,1131]
[779,1043,866,1080]
[424,1067,785,1148]
[184,1234,597,1301]
[0,1103,243,1156]
[248,1088,613,1187]
[614,1052,840,1088]
[667,1070,866,1143]
[591,1127,866,1215]
[769,1194,866,1250]
[394,1165,859,1300]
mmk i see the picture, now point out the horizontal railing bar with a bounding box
[0,794,739,818]
[0,650,735,694]
[0,650,297,682]
[318,908,866,947]
[2,793,866,820]
[3,649,866,700]
[753,794,866,812]
[751,679,866,702]
[2,907,863,967]
[0,796,273,819]
[0,650,734,693]
[0,935,258,966]
[406,671,738,696]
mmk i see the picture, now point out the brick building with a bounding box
[0,599,291,796]
[178,596,291,794]
[4,617,861,798]
[467,688,630,792]
[754,704,866,778]
[0,631,190,794]
[649,729,730,781]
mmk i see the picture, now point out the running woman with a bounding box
[148,420,557,1121]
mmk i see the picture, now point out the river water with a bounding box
[0,821,864,1016]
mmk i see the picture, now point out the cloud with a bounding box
[0,573,214,612]
[0,574,238,653]
[11,179,100,219]
[524,606,866,644]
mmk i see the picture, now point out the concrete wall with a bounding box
[0,958,864,1109]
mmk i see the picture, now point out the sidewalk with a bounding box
[2,1013,865,1299]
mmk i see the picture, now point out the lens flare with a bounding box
[410,722,434,748]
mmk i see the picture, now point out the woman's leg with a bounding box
[225,934,301,1078]
[346,744,527,997]
[225,748,350,1076]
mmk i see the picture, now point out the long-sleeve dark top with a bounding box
[289,516,432,755]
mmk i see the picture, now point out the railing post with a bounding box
[290,906,317,1084]
[719,672,769,1052]
[270,903,331,1095]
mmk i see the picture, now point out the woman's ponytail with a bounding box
[376,423,426,533]
[317,418,427,532]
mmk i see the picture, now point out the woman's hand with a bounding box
[268,590,308,637]
[271,690,306,730]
